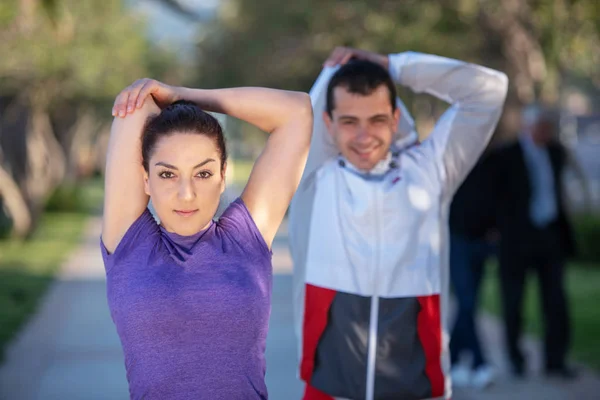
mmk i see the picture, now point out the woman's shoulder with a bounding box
[217,198,272,257]
[101,208,161,270]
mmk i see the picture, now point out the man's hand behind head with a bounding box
[324,47,389,70]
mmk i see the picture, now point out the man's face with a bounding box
[530,120,555,146]
[324,85,400,171]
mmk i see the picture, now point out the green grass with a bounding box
[45,176,105,215]
[481,261,600,370]
[0,178,103,360]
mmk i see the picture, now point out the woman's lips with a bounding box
[174,209,198,217]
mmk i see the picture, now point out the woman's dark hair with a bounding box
[142,100,227,173]
[326,59,397,117]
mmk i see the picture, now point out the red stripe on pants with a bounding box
[303,383,335,400]
[417,294,445,397]
[301,284,337,383]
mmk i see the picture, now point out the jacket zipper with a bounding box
[365,186,381,400]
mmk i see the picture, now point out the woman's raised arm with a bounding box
[102,87,160,254]
[114,81,313,248]
[180,87,313,248]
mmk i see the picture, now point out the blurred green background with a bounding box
[0,0,599,369]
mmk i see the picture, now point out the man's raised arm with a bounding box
[388,52,508,195]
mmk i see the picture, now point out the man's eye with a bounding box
[341,120,356,126]
[159,171,175,179]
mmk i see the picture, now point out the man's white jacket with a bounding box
[288,52,508,400]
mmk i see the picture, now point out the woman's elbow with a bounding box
[294,91,313,116]
[299,95,314,141]
[290,92,313,137]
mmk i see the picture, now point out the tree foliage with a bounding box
[194,0,477,90]
[192,0,599,132]
[0,0,179,238]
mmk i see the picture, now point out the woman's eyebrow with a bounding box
[155,158,216,170]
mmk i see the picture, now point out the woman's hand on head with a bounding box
[112,79,183,118]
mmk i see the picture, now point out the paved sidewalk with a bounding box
[0,216,127,400]
[454,312,600,399]
[0,202,599,399]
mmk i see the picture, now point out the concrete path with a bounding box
[454,312,600,400]
[1,203,599,399]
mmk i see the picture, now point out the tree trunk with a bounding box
[25,107,66,209]
[18,0,36,33]
[0,162,32,238]
[477,0,553,142]
[65,107,100,182]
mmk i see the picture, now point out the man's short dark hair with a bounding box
[325,59,397,117]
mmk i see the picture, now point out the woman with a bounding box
[101,78,312,399]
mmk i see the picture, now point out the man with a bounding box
[447,152,498,389]
[489,106,578,379]
[289,47,508,400]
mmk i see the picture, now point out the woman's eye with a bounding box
[159,171,175,179]
[197,171,213,179]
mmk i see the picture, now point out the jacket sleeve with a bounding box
[288,68,337,360]
[298,68,339,184]
[388,52,508,196]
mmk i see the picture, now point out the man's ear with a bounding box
[392,107,401,130]
[323,111,335,137]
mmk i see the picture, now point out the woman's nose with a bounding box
[178,178,196,201]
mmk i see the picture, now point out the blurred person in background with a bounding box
[489,105,578,380]
[289,47,508,400]
[101,79,312,399]
[447,150,499,389]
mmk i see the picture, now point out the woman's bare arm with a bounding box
[178,87,313,248]
[113,81,313,248]
[101,96,159,254]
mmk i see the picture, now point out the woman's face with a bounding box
[144,132,226,236]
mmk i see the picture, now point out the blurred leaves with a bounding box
[186,0,600,147]
[0,0,174,105]
[0,0,182,238]
[194,0,477,91]
[192,0,599,103]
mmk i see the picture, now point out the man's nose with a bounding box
[355,127,371,143]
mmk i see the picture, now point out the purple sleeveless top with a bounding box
[100,198,272,400]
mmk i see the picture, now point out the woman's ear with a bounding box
[220,161,227,194]
[143,167,150,196]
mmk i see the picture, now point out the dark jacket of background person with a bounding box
[489,140,576,258]
[449,152,498,240]
[447,151,499,377]
[487,137,577,375]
